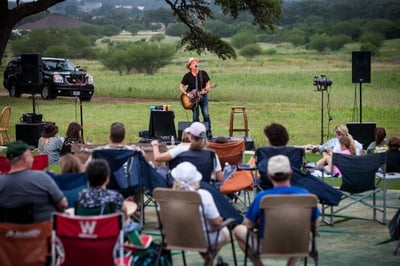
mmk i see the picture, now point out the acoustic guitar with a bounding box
[180,84,217,110]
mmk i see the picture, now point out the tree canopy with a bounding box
[0,0,282,63]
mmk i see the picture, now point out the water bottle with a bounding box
[223,162,231,180]
[171,136,175,145]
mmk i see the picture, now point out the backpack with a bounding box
[389,209,400,240]
[132,242,172,266]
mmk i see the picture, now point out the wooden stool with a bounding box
[229,106,249,137]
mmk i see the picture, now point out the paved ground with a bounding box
[141,189,400,266]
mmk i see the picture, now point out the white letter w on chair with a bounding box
[78,221,98,238]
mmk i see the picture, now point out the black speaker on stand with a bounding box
[352,51,371,123]
[21,53,43,123]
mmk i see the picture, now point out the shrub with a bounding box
[231,32,259,49]
[239,44,262,59]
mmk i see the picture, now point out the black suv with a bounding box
[3,56,94,101]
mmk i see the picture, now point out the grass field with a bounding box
[1,35,399,148]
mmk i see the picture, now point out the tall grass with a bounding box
[1,37,399,147]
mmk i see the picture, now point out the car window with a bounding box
[42,60,76,71]
[56,60,76,71]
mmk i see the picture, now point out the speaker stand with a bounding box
[31,85,36,114]
[359,81,363,123]
[79,85,85,144]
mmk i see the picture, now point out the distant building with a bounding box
[16,14,90,31]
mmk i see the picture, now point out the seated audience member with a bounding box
[317,135,356,174]
[77,159,129,218]
[256,122,342,206]
[153,122,224,182]
[94,122,143,151]
[170,162,230,264]
[89,122,144,159]
[0,140,68,222]
[386,136,400,173]
[151,127,191,163]
[366,127,388,154]
[59,153,84,174]
[318,124,363,155]
[233,155,321,266]
[87,122,147,220]
[61,122,83,156]
[38,121,64,164]
[316,124,362,169]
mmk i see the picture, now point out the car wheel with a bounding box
[41,84,56,99]
[9,82,21,97]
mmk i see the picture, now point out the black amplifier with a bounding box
[20,113,43,123]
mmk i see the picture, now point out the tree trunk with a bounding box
[0,0,65,63]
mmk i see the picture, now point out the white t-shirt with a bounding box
[198,189,221,245]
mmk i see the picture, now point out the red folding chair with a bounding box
[51,212,130,266]
[0,154,49,174]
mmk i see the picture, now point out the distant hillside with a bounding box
[16,14,90,30]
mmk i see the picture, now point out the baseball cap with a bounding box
[6,140,35,160]
[171,162,202,191]
[187,122,207,138]
[268,155,291,175]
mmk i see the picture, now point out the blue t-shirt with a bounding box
[246,186,321,236]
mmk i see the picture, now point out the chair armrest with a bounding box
[237,163,257,171]
[210,218,235,232]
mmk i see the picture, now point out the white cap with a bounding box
[268,155,291,175]
[188,122,207,138]
[171,162,202,191]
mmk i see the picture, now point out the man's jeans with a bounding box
[192,94,212,134]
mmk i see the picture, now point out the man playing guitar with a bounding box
[180,57,213,138]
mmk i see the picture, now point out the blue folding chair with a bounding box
[255,146,305,190]
[254,146,342,207]
[49,172,87,208]
[322,152,386,225]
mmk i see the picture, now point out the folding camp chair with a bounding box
[0,202,51,266]
[0,220,51,266]
[0,106,11,145]
[51,212,129,266]
[321,152,386,225]
[207,139,252,212]
[169,150,244,226]
[50,172,87,208]
[244,194,319,266]
[153,188,237,266]
[92,148,168,227]
[0,154,49,174]
[255,146,305,190]
[0,203,34,224]
[74,202,116,216]
[169,149,216,183]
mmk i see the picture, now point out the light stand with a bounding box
[314,75,333,145]
[319,89,325,145]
